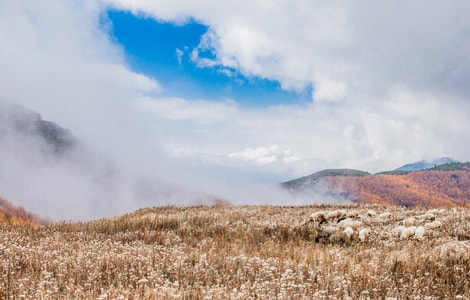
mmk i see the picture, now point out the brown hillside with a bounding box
[0,196,43,225]
[318,170,470,207]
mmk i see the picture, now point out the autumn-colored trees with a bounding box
[313,170,470,207]
[0,196,42,225]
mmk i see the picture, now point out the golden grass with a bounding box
[1,204,469,299]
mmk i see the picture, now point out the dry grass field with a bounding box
[1,204,470,299]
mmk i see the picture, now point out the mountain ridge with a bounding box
[281,169,370,191]
[282,160,470,207]
[0,103,75,154]
[396,157,459,171]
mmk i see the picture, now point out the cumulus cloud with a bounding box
[109,1,470,99]
[103,0,470,169]
[138,96,238,124]
[228,145,300,166]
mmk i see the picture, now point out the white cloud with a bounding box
[102,0,470,171]
[175,48,184,65]
[136,85,470,177]
[104,0,470,97]
[228,145,300,166]
[313,77,347,102]
[138,96,238,124]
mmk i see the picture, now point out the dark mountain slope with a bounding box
[281,169,370,191]
[0,103,75,154]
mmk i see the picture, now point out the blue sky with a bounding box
[105,10,311,106]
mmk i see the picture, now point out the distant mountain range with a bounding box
[282,159,470,207]
[395,157,459,171]
[281,169,370,191]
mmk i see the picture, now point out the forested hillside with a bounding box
[286,164,470,207]
[0,196,43,225]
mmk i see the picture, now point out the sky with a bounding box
[1,0,470,219]
[105,10,311,106]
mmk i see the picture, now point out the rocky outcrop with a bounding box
[0,103,75,154]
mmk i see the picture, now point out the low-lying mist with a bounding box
[0,103,312,221]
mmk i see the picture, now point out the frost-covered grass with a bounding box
[1,204,470,299]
